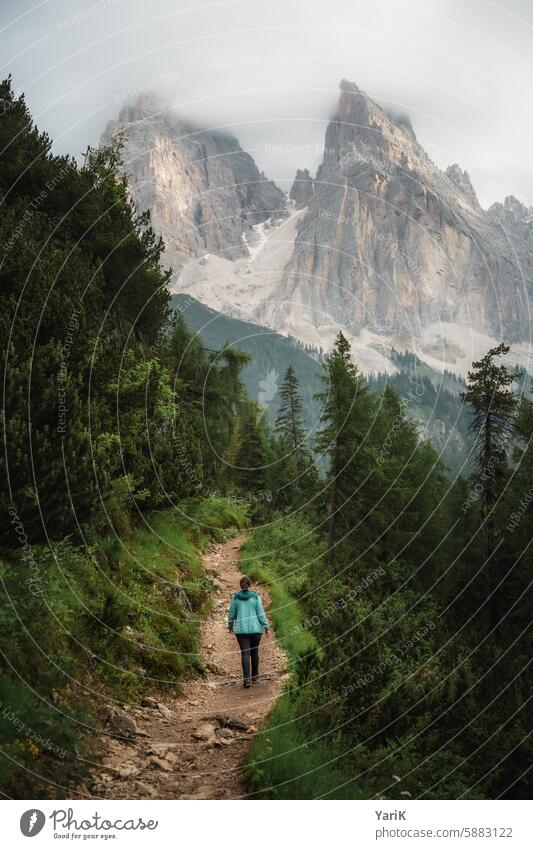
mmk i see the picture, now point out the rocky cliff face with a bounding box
[289,168,315,207]
[263,79,533,356]
[102,95,287,272]
[104,83,533,375]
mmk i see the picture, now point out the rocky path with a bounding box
[89,534,287,799]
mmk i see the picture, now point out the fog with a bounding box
[2,0,533,208]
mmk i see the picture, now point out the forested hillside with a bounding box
[371,352,473,474]
[0,78,251,796]
[170,293,323,431]
[1,78,531,801]
[244,338,533,799]
[170,297,482,475]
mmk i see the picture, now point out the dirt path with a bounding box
[89,534,287,799]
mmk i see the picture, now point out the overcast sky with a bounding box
[2,0,533,208]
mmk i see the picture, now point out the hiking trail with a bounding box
[88,534,287,799]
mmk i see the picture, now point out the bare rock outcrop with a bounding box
[265,79,533,347]
[289,168,314,207]
[102,94,287,272]
[103,82,533,365]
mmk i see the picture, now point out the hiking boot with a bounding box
[243,680,251,689]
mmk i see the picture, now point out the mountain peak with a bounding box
[488,194,533,226]
[118,92,167,123]
[337,78,374,127]
[289,168,315,208]
[382,107,416,140]
[503,194,531,216]
[335,79,417,143]
[102,98,287,268]
[103,81,533,362]
[339,78,361,94]
[446,164,479,206]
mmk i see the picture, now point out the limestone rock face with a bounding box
[265,79,532,347]
[102,95,287,271]
[445,164,480,208]
[104,83,533,372]
[289,168,315,207]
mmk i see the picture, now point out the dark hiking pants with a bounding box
[236,633,262,683]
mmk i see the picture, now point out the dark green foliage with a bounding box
[314,332,376,566]
[2,78,531,802]
[0,77,171,542]
[371,351,472,475]
[171,298,478,477]
[276,366,305,448]
[232,402,270,495]
[461,344,518,628]
[0,79,253,798]
[170,293,323,432]
[162,310,251,491]
[274,366,318,511]
[0,77,253,538]
[246,337,532,800]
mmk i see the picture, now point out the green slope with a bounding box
[172,294,473,473]
[171,294,324,434]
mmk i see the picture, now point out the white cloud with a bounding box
[2,0,533,207]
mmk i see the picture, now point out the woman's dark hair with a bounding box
[240,576,252,590]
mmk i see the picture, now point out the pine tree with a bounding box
[315,332,371,566]
[205,346,250,485]
[276,366,305,450]
[233,401,270,495]
[461,343,518,628]
[274,367,317,510]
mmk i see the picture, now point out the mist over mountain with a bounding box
[102,95,286,273]
[103,80,533,376]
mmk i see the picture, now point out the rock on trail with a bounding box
[88,534,287,800]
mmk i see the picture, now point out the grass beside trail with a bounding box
[239,516,368,800]
[0,495,247,798]
[92,495,249,691]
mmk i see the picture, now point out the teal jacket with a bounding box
[228,590,270,635]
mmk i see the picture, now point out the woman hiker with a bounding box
[228,576,270,688]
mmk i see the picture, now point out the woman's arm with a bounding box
[256,595,270,631]
[228,596,237,631]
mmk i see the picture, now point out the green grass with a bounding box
[245,695,366,799]
[0,495,248,798]
[239,521,316,659]
[90,495,249,694]
[239,516,369,799]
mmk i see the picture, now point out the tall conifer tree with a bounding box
[461,343,518,627]
[275,366,317,509]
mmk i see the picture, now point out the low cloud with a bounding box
[1,0,532,208]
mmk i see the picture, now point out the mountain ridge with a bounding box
[103,82,533,375]
[102,94,288,272]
